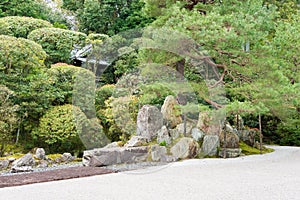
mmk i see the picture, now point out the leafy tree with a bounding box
[28,28,87,64]
[77,0,154,35]
[0,16,52,38]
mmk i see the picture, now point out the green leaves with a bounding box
[28,28,87,64]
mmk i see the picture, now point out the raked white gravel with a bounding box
[1,145,300,200]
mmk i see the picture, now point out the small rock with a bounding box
[169,129,180,140]
[12,153,36,168]
[11,166,33,173]
[0,160,10,170]
[175,122,194,136]
[191,128,205,141]
[219,148,242,158]
[150,144,167,162]
[125,136,148,147]
[8,157,16,162]
[37,160,49,168]
[61,153,74,163]
[170,137,199,159]
[35,148,46,160]
[157,126,171,145]
[104,142,120,148]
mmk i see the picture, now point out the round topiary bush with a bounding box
[0,16,53,38]
[0,35,47,74]
[31,104,87,154]
[28,28,87,64]
[47,63,96,106]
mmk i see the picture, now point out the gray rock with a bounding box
[239,129,257,147]
[0,160,9,170]
[136,105,163,141]
[35,148,46,160]
[37,160,49,168]
[202,135,220,156]
[12,153,36,168]
[82,146,149,167]
[125,136,148,147]
[61,153,74,163]
[219,148,242,158]
[170,137,199,159]
[191,128,205,141]
[169,128,180,140]
[157,126,171,145]
[11,166,33,173]
[8,157,16,162]
[104,142,120,148]
[161,95,182,128]
[219,130,240,148]
[150,144,167,162]
[197,111,211,133]
[175,122,194,136]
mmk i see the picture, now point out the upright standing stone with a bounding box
[136,105,163,141]
[35,148,46,160]
[201,135,220,156]
[161,96,182,128]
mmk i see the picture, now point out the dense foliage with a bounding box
[28,28,87,64]
[0,16,53,38]
[0,35,47,74]
[0,0,299,156]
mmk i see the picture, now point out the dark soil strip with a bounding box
[0,167,116,188]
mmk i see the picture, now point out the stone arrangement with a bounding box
[83,95,260,167]
[0,148,75,173]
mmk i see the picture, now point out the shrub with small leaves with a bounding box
[28,28,87,64]
[0,16,53,38]
[0,35,47,75]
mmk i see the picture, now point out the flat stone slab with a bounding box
[83,146,149,167]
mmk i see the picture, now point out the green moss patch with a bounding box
[240,141,274,155]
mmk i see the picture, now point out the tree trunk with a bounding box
[259,114,263,154]
[176,59,185,77]
[223,120,227,159]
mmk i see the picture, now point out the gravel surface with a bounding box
[1,146,299,200]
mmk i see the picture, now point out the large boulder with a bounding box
[136,105,163,141]
[12,153,36,168]
[104,142,120,148]
[170,137,199,159]
[35,148,46,160]
[125,136,148,147]
[201,135,220,156]
[161,96,182,128]
[82,146,148,167]
[219,130,240,148]
[157,126,172,145]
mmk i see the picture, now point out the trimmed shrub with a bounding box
[28,28,87,64]
[32,104,108,153]
[31,104,86,154]
[0,16,53,38]
[48,63,96,118]
[0,35,47,74]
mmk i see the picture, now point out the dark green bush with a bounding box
[28,28,87,64]
[0,35,47,75]
[0,16,52,38]
[278,114,300,146]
